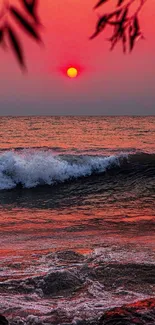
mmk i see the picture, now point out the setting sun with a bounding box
[67,67,78,78]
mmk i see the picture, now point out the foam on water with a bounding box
[0,150,122,190]
[0,248,155,324]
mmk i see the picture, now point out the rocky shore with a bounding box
[1,250,155,325]
[1,298,155,325]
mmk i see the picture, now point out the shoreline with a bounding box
[1,298,155,325]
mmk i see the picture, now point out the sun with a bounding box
[67,67,78,78]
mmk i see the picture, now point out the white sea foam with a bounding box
[0,150,122,190]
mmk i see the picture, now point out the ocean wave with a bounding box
[0,150,154,190]
[0,150,123,190]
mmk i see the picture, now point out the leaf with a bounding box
[94,0,109,10]
[115,8,122,18]
[90,15,107,39]
[129,34,135,51]
[120,7,128,24]
[89,30,100,39]
[7,25,26,69]
[134,16,139,35]
[0,28,4,43]
[122,32,126,53]
[31,0,39,13]
[117,0,124,6]
[97,15,108,30]
[10,6,41,42]
[110,36,118,51]
[115,7,128,37]
[21,0,40,24]
[129,25,135,51]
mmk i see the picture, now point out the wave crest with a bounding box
[0,150,121,190]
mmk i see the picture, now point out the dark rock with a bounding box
[98,298,155,325]
[40,270,83,296]
[56,250,84,263]
[91,263,155,293]
[0,314,9,325]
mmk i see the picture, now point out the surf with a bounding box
[0,150,154,191]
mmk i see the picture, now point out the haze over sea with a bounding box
[0,116,155,325]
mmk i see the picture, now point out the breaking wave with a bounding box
[0,150,154,190]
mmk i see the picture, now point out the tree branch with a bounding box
[0,0,148,70]
[0,0,41,69]
[91,0,147,53]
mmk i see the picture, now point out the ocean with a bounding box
[0,116,155,325]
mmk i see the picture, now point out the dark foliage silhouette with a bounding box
[0,0,146,69]
[0,0,41,69]
[91,0,146,53]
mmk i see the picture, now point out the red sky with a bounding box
[0,0,155,115]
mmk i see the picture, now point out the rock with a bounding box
[56,251,84,263]
[40,270,83,296]
[10,316,24,325]
[26,315,39,324]
[98,298,155,325]
[0,314,9,325]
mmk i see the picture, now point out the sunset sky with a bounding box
[0,0,155,115]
